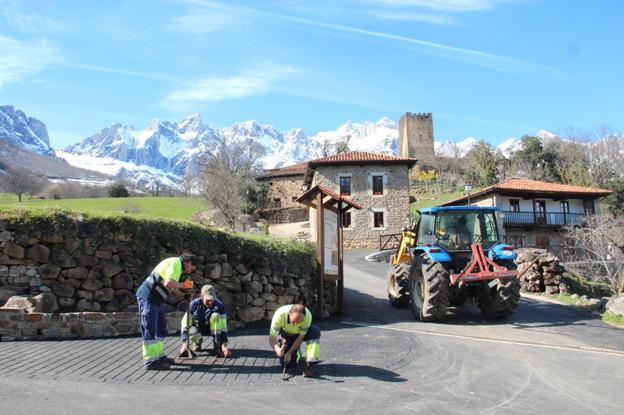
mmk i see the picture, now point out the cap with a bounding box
[200,284,216,300]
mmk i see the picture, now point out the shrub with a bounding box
[108,183,129,198]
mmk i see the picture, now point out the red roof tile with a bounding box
[258,162,308,179]
[441,178,612,206]
[308,151,417,166]
[491,178,611,195]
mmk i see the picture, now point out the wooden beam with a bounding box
[316,192,324,318]
[337,201,344,315]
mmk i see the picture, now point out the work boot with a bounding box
[160,355,175,365]
[145,360,170,371]
[302,363,315,378]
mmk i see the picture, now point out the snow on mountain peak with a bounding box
[178,112,202,130]
[0,105,54,157]
[376,116,397,129]
[536,130,558,140]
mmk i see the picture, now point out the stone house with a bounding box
[440,178,612,253]
[256,162,307,209]
[304,151,417,249]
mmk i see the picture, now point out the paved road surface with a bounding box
[1,250,622,414]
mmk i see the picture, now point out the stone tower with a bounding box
[398,112,434,163]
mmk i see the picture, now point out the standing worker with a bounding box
[269,304,321,377]
[179,284,231,357]
[135,253,197,370]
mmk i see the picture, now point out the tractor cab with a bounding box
[417,206,499,250]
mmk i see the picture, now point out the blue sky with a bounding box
[0,0,622,148]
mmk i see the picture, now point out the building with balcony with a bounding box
[441,178,612,251]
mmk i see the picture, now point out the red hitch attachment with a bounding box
[450,243,518,285]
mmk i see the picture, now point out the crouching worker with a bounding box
[135,253,197,370]
[269,304,320,377]
[179,284,231,358]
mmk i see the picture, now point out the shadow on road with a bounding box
[333,284,619,333]
[172,355,406,383]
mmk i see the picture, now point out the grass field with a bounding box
[410,189,468,216]
[0,194,205,222]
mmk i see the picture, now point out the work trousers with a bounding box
[181,312,227,349]
[137,298,167,368]
[279,324,321,367]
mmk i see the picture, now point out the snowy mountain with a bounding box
[435,137,480,157]
[59,115,570,189]
[59,115,402,187]
[0,106,55,157]
[6,104,620,191]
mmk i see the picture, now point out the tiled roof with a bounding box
[441,178,612,206]
[258,162,308,179]
[308,151,417,166]
[491,178,612,195]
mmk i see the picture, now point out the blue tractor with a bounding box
[386,206,520,321]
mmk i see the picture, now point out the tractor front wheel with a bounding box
[408,253,450,321]
[478,260,521,319]
[387,263,410,308]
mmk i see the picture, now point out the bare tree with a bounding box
[335,135,351,154]
[311,138,333,159]
[199,137,265,229]
[563,215,624,294]
[311,135,351,159]
[180,174,199,198]
[0,168,43,202]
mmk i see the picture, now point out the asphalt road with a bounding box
[1,250,622,414]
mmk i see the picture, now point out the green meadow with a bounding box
[0,194,205,222]
[410,189,469,216]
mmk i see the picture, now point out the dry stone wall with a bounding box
[0,211,318,341]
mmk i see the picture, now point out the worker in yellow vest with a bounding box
[135,253,197,370]
[269,304,321,377]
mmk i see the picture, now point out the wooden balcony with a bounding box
[501,211,585,227]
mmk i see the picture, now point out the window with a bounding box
[341,212,352,228]
[372,175,383,195]
[292,196,298,202]
[510,199,520,212]
[583,200,594,215]
[373,211,384,228]
[560,200,570,214]
[272,198,281,208]
[339,176,351,196]
[417,214,435,245]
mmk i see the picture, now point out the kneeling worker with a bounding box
[180,284,231,357]
[269,304,320,377]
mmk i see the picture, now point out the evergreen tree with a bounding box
[464,141,498,186]
[108,183,129,198]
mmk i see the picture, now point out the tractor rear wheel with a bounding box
[478,260,521,318]
[408,253,450,321]
[387,263,410,308]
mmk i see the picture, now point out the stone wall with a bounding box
[261,174,305,209]
[257,207,308,224]
[312,165,411,249]
[0,211,320,341]
[398,112,435,162]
